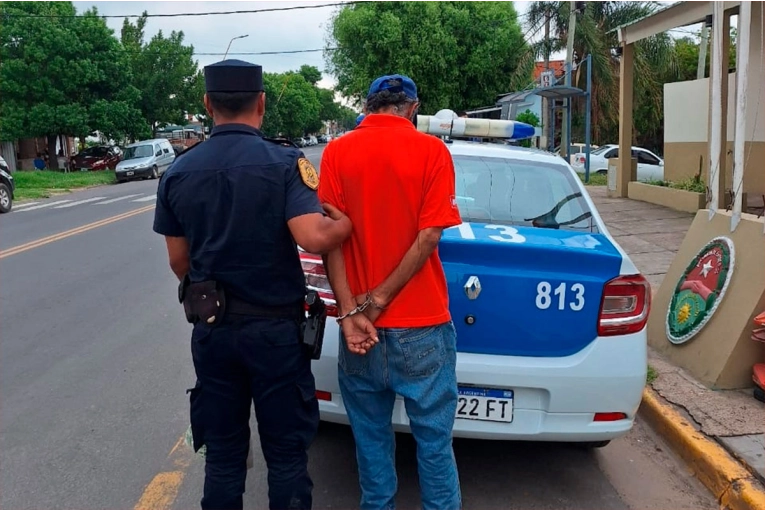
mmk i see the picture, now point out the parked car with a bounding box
[115,138,175,182]
[302,137,650,448]
[307,135,318,146]
[571,144,664,181]
[70,146,122,171]
[0,156,14,213]
[293,138,307,148]
[555,142,600,157]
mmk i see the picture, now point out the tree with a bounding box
[318,88,341,122]
[521,1,679,150]
[674,37,702,82]
[327,1,528,113]
[336,105,359,132]
[515,109,540,148]
[184,71,211,131]
[120,12,199,133]
[261,72,322,139]
[671,30,737,84]
[0,1,144,167]
[298,65,323,86]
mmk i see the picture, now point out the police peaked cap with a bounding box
[204,59,264,93]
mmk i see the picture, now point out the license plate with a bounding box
[456,387,514,423]
[126,171,134,176]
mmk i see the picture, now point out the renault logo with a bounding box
[464,276,481,300]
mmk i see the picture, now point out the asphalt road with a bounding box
[0,143,715,510]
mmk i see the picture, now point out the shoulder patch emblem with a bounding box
[297,158,319,190]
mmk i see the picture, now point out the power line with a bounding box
[196,48,333,56]
[1,1,358,19]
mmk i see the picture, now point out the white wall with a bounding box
[664,3,765,145]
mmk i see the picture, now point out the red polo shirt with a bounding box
[318,114,462,328]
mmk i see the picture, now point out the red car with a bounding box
[70,146,122,171]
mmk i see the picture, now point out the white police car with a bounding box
[301,113,650,448]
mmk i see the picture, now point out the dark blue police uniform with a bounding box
[153,59,322,510]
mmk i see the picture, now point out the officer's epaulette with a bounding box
[263,136,298,149]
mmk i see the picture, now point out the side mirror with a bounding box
[156,151,162,157]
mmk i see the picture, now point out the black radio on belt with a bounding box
[302,291,327,360]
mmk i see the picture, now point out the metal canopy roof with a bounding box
[496,90,539,103]
[496,85,585,104]
[534,85,586,99]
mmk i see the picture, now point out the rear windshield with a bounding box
[80,147,110,157]
[452,155,598,232]
[591,145,612,155]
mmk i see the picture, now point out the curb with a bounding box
[640,388,765,510]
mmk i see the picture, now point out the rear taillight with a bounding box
[300,251,338,316]
[597,275,651,336]
[593,412,627,422]
[315,390,332,401]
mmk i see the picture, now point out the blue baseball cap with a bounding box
[355,113,366,126]
[367,74,418,101]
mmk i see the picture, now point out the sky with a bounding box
[72,0,694,91]
[72,0,536,90]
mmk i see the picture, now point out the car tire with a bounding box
[0,182,11,213]
[150,166,158,180]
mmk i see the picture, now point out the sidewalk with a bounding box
[588,186,765,507]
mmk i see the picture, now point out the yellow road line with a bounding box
[133,471,187,510]
[0,204,156,259]
[134,432,194,510]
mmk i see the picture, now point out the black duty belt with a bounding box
[227,297,305,321]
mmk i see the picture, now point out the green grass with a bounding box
[578,173,608,186]
[647,365,658,385]
[13,170,117,200]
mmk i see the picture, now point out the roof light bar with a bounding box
[416,109,535,140]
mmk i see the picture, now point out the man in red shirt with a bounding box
[319,74,463,510]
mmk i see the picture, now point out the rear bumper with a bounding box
[312,321,647,442]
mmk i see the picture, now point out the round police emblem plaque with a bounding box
[666,236,735,345]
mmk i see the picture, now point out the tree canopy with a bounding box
[0,1,145,165]
[520,1,680,151]
[120,12,198,133]
[256,64,357,139]
[327,1,528,113]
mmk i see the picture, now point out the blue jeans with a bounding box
[338,322,461,510]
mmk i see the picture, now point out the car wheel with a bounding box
[0,183,11,213]
[150,165,158,179]
[596,169,608,175]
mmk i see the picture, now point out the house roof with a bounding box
[533,60,566,80]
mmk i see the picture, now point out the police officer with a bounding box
[153,59,352,510]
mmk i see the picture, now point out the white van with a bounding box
[116,138,176,183]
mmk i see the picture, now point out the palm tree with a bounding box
[516,1,679,149]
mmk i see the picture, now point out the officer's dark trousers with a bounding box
[189,316,319,510]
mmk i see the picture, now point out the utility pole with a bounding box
[561,1,578,162]
[697,16,711,79]
[540,9,551,151]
